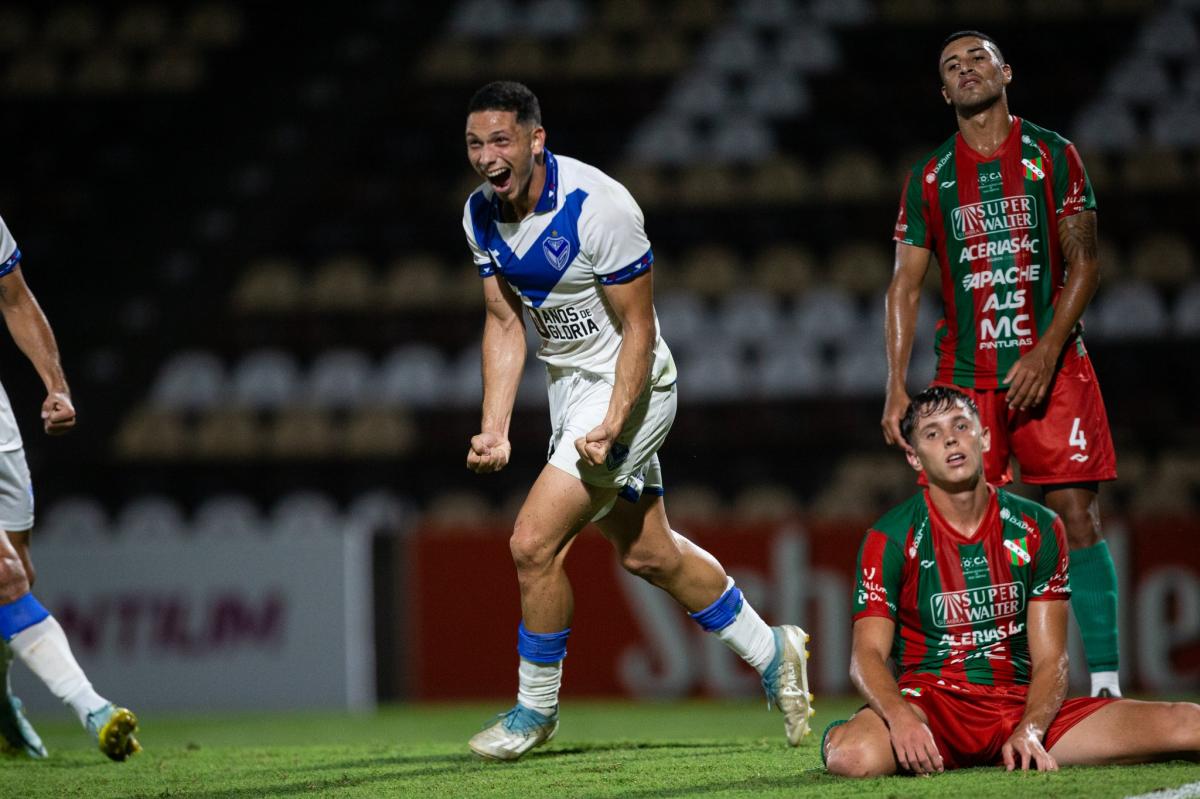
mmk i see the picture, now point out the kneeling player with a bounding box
[825,387,1199,775]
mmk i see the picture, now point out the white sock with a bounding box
[516,657,562,715]
[711,579,777,674]
[9,617,108,726]
[1090,670,1121,697]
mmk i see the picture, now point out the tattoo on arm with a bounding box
[1059,211,1098,266]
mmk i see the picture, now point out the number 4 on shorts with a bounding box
[1069,418,1087,450]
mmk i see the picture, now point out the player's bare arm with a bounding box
[1003,210,1099,410]
[850,616,945,774]
[468,274,525,474]
[1002,599,1069,771]
[575,271,656,467]
[882,243,932,450]
[0,266,74,435]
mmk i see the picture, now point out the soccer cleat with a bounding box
[86,703,142,762]
[468,704,558,761]
[0,695,47,758]
[761,625,813,746]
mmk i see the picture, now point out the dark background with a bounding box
[0,1,1195,549]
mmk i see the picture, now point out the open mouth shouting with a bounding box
[486,166,514,194]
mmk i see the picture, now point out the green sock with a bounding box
[0,639,10,694]
[1069,540,1120,672]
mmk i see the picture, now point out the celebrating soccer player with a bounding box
[460,81,813,760]
[881,31,1121,697]
[825,387,1200,775]
[0,214,140,761]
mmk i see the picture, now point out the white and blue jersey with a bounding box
[462,151,675,386]
[0,215,24,453]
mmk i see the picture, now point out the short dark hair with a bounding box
[900,386,981,445]
[467,81,542,126]
[940,30,1005,64]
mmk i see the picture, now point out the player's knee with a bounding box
[824,728,888,778]
[1162,702,1200,748]
[0,552,30,602]
[508,524,555,575]
[1060,507,1101,549]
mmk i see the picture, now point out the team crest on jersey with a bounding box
[543,233,572,272]
[1005,536,1032,567]
[1021,157,1045,181]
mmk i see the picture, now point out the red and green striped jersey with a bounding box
[853,487,1070,690]
[893,118,1096,389]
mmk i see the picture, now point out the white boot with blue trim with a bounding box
[469,703,559,761]
[761,625,814,746]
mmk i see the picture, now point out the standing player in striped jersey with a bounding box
[825,387,1199,775]
[881,31,1121,697]
[0,213,140,761]
[460,81,812,761]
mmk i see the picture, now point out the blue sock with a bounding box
[517,621,570,664]
[689,584,743,632]
[0,593,50,642]
[0,590,49,643]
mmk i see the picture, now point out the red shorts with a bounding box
[898,676,1115,770]
[934,339,1117,486]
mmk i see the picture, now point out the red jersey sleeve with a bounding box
[1031,516,1071,601]
[1052,142,1096,219]
[893,164,932,249]
[853,529,904,621]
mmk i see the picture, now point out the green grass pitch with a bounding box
[3,698,1198,798]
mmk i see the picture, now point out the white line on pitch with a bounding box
[1126,782,1200,799]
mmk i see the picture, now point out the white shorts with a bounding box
[546,367,675,507]
[0,448,34,531]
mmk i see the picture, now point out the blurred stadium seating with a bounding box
[0,1,1197,702]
